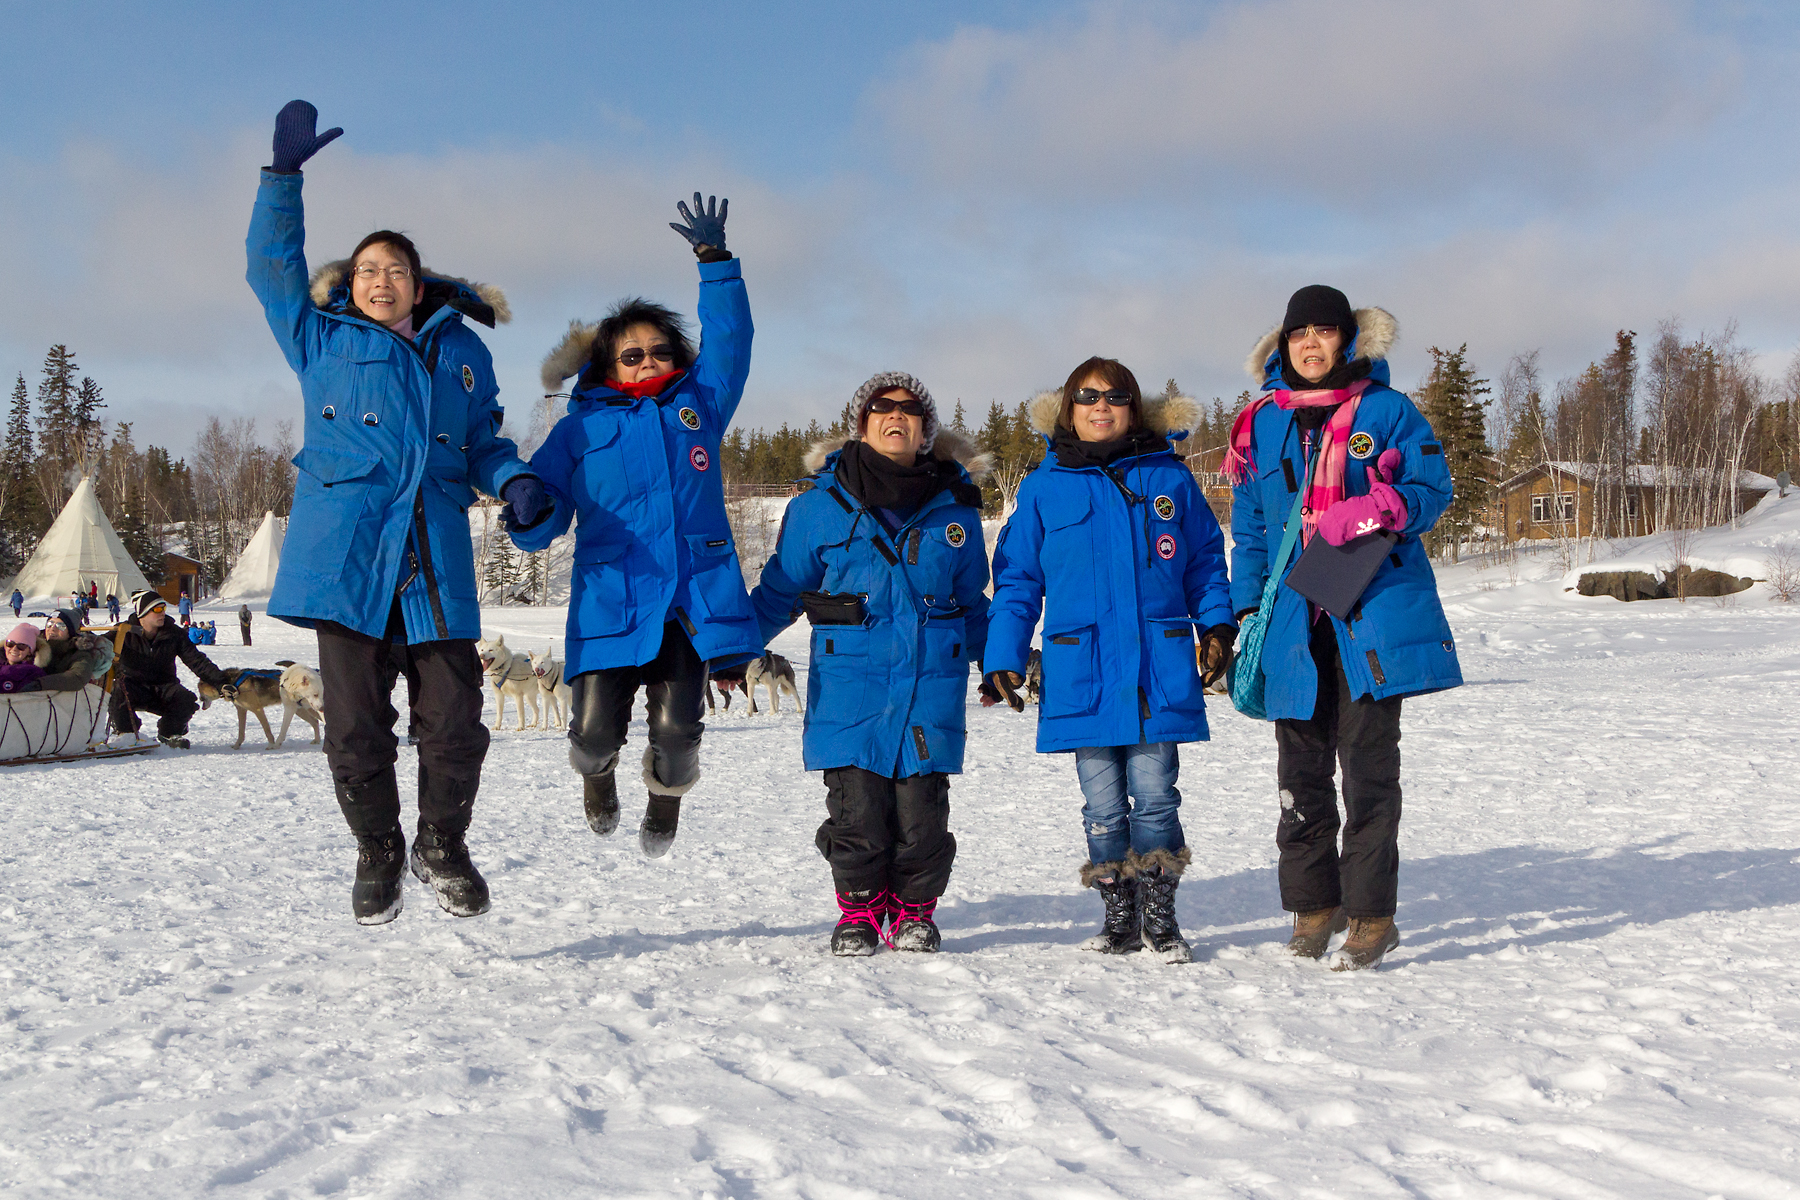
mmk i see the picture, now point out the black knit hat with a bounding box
[1281,284,1357,339]
[131,590,167,619]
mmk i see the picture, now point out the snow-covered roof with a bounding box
[1500,462,1778,492]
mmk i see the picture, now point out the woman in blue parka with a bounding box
[1226,285,1462,971]
[985,358,1235,964]
[246,102,547,927]
[515,194,757,859]
[751,372,990,956]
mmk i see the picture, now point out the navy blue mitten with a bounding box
[271,100,343,173]
[501,476,549,530]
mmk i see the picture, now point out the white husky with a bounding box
[526,645,573,731]
[476,633,540,730]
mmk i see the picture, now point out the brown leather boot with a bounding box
[1331,916,1400,971]
[1286,906,1348,958]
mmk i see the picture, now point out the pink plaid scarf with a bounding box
[1222,379,1371,545]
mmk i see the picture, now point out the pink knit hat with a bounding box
[6,623,39,649]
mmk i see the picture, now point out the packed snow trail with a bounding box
[2,577,1799,1198]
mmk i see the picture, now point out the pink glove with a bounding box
[1318,453,1408,546]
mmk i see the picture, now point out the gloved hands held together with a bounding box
[270,100,343,174]
[1197,624,1236,689]
[1318,447,1407,546]
[980,670,1025,712]
[669,192,731,262]
[501,476,550,531]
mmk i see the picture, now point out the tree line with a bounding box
[0,344,295,589]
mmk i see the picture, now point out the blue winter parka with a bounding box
[750,434,991,777]
[246,170,535,643]
[986,393,1235,754]
[510,258,759,677]
[1230,311,1463,718]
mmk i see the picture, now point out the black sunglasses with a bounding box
[616,345,676,367]
[1072,388,1133,406]
[867,397,926,417]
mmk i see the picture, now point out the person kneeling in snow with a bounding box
[1,625,47,693]
[750,373,991,956]
[109,592,233,748]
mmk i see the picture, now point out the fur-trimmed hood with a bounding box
[309,260,511,330]
[801,427,993,480]
[1243,306,1397,383]
[540,319,603,393]
[1024,389,1202,440]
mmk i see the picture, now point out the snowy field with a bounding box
[5,502,1800,1197]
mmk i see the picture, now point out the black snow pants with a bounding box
[818,767,955,902]
[567,621,706,795]
[109,680,198,738]
[315,603,489,838]
[1274,614,1404,918]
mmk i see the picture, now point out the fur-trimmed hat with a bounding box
[131,591,167,620]
[1245,299,1398,383]
[848,372,939,452]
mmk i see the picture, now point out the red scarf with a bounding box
[1223,379,1371,545]
[604,369,682,399]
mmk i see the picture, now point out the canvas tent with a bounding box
[220,511,284,599]
[6,477,151,603]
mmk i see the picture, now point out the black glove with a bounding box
[1197,624,1236,690]
[982,670,1024,712]
[1235,608,1258,623]
[271,100,343,173]
[501,476,549,530]
[669,192,730,260]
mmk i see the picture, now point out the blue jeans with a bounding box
[1074,742,1184,866]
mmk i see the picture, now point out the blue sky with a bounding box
[3,1,1798,456]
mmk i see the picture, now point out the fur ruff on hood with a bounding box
[800,428,992,480]
[1243,306,1397,382]
[1025,389,1202,439]
[308,260,512,327]
[540,320,605,393]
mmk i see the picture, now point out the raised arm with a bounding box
[669,192,752,425]
[244,102,343,374]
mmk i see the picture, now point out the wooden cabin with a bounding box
[1496,462,1776,542]
[154,552,206,605]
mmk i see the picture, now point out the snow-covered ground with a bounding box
[5,498,1800,1198]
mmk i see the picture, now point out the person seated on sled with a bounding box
[110,592,233,749]
[1,625,47,694]
[34,609,107,692]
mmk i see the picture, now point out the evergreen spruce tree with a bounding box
[74,376,106,472]
[1418,345,1493,562]
[0,374,43,574]
[483,540,518,599]
[951,401,967,432]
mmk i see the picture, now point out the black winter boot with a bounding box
[352,828,406,926]
[640,794,682,858]
[831,889,888,956]
[409,824,491,917]
[583,773,620,836]
[1079,861,1141,955]
[890,896,941,952]
[1129,848,1193,964]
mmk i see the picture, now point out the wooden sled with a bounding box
[0,622,137,766]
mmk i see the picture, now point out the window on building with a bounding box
[1531,492,1576,524]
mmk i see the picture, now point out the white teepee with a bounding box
[220,511,284,599]
[8,477,152,602]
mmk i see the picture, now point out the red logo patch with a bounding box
[1156,533,1177,561]
[690,446,709,472]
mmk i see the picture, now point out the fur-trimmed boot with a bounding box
[352,828,406,926]
[409,824,491,918]
[890,896,941,952]
[1079,861,1141,954]
[583,773,620,836]
[831,889,889,956]
[639,747,694,858]
[1287,906,1348,958]
[1331,917,1400,971]
[1128,847,1193,964]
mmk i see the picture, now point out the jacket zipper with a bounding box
[412,492,449,639]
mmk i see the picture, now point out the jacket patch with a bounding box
[678,406,701,430]
[1348,432,1374,459]
[944,522,966,548]
[1156,533,1177,561]
[1422,443,1443,455]
[461,364,476,393]
[1153,495,1175,520]
[689,446,710,472]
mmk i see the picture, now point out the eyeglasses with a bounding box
[1286,324,1340,343]
[4,641,32,653]
[616,345,675,367]
[1072,388,1133,406]
[352,264,414,282]
[867,397,926,417]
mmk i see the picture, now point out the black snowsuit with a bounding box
[109,618,228,738]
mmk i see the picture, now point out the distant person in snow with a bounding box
[512,193,756,859]
[750,373,990,956]
[177,592,191,625]
[109,592,232,748]
[106,593,120,624]
[9,590,21,618]
[239,604,253,646]
[1225,285,1463,971]
[984,358,1235,965]
[246,100,547,927]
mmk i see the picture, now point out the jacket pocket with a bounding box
[1040,490,1096,625]
[293,446,381,487]
[811,623,874,723]
[1040,625,1099,719]
[683,531,752,625]
[1145,619,1205,714]
[916,617,971,732]
[286,447,382,582]
[572,539,634,637]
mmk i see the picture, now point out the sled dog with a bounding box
[198,660,325,749]
[476,633,540,730]
[1024,647,1043,706]
[526,645,573,731]
[745,651,800,715]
